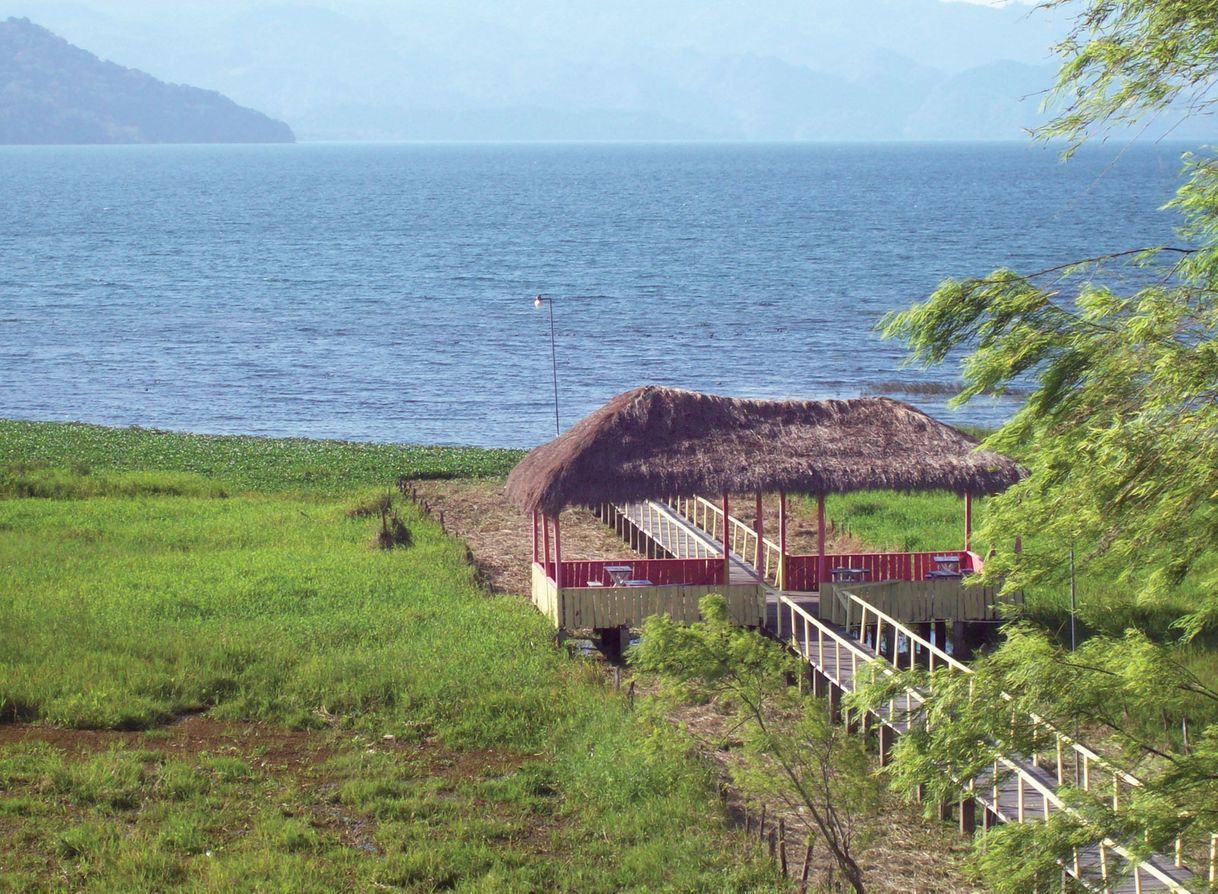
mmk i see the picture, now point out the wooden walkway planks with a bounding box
[617,500,762,585]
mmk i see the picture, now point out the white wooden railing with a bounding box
[668,495,785,586]
[834,589,1208,891]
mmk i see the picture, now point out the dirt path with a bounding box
[407,479,640,594]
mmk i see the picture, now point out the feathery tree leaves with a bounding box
[875,1,1218,888]
[630,595,880,894]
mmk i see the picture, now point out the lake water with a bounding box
[0,142,1187,448]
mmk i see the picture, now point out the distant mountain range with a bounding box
[0,1,1211,143]
[0,17,293,144]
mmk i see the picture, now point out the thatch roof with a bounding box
[505,386,1024,514]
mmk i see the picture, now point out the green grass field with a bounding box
[0,422,773,892]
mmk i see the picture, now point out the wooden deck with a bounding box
[530,501,766,629]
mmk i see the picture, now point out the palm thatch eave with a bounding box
[505,386,1025,515]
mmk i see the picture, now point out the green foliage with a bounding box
[631,595,881,894]
[1037,0,1218,147]
[875,3,1218,887]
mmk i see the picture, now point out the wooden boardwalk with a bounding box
[609,499,1198,894]
[616,500,761,585]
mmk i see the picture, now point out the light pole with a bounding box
[533,295,560,437]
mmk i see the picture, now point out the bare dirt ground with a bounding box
[0,714,526,783]
[408,479,627,595]
[0,715,334,771]
[409,479,986,893]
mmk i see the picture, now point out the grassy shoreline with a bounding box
[0,421,773,892]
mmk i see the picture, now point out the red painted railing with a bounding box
[540,558,724,588]
[783,550,983,591]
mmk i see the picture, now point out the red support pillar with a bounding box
[964,492,973,552]
[722,492,731,586]
[778,491,788,590]
[542,513,551,580]
[817,494,827,593]
[531,510,539,564]
[553,512,563,590]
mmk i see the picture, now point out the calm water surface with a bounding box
[0,142,1187,447]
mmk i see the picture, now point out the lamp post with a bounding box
[533,295,560,437]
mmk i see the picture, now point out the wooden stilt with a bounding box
[959,796,976,837]
[878,724,895,767]
[934,620,948,653]
[953,620,974,661]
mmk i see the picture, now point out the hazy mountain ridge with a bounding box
[0,1,1211,142]
[0,17,294,144]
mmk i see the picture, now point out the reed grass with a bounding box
[0,423,773,892]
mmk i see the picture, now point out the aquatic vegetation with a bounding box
[0,420,523,494]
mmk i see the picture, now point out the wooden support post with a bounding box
[542,513,552,578]
[964,491,973,552]
[959,796,976,837]
[531,510,538,563]
[553,512,563,590]
[778,491,788,590]
[917,623,932,667]
[878,724,895,767]
[953,621,973,661]
[937,800,953,822]
[812,668,826,698]
[722,492,731,586]
[828,683,842,724]
[816,493,827,593]
[799,842,813,892]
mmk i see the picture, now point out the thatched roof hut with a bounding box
[505,386,1024,515]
